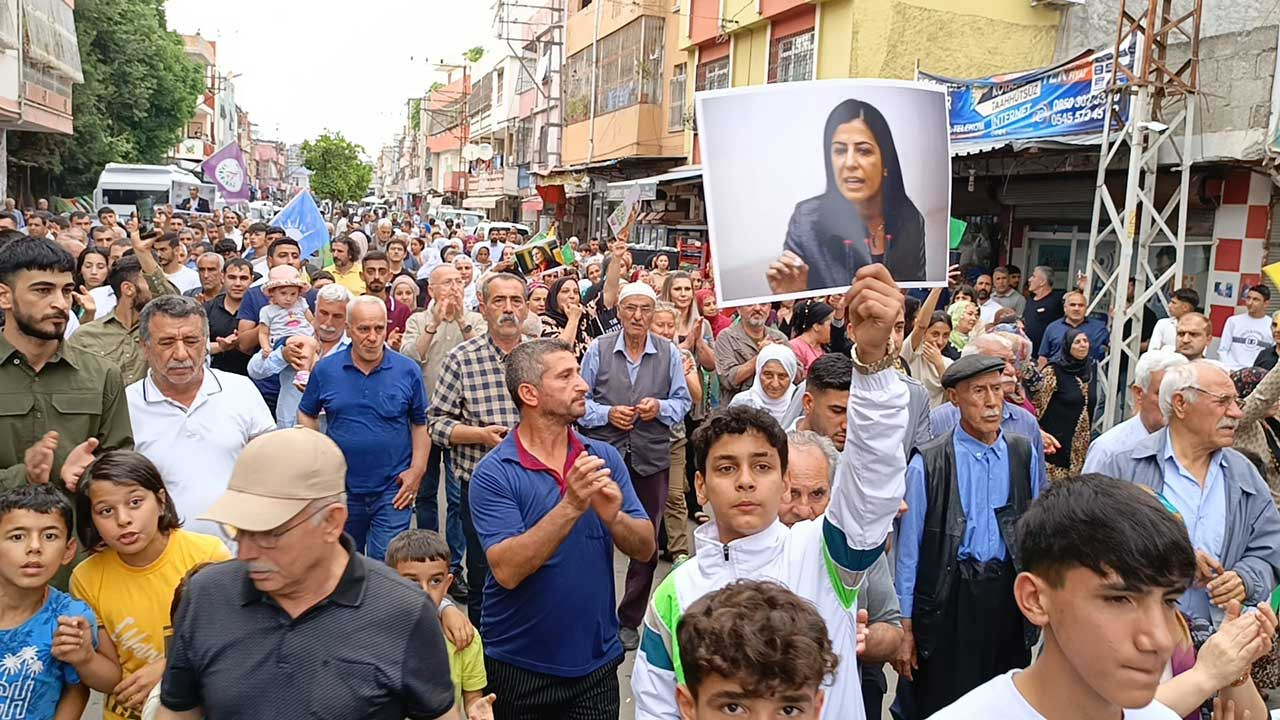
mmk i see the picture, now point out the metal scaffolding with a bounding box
[1083,0,1203,431]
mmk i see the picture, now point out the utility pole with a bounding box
[1083,0,1203,430]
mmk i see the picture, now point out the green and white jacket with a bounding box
[630,368,909,720]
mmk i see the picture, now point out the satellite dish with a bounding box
[477,143,494,161]
[462,144,479,161]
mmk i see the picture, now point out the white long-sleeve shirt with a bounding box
[630,367,909,720]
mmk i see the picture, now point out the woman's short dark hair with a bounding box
[76,450,182,551]
[928,310,952,329]
[1016,473,1195,592]
[693,406,789,475]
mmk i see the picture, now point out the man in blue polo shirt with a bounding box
[1036,290,1109,367]
[298,295,429,561]
[470,338,654,720]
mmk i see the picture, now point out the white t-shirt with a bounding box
[930,671,1181,720]
[166,265,201,295]
[1148,316,1177,352]
[1218,312,1273,370]
[979,298,1004,326]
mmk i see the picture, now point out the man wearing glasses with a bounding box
[156,428,457,720]
[1096,359,1280,632]
[578,281,692,651]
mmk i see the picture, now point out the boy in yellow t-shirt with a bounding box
[387,530,495,720]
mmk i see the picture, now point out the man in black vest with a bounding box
[891,354,1046,718]
[579,281,692,651]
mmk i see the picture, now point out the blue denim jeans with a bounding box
[346,482,413,562]
[414,446,465,569]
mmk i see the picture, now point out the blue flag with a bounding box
[270,192,329,260]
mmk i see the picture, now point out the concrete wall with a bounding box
[826,0,1060,80]
[1056,0,1275,61]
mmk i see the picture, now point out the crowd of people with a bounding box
[0,198,1278,720]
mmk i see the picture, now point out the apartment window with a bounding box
[495,68,505,106]
[669,63,687,132]
[695,56,729,92]
[769,30,814,84]
[563,15,665,124]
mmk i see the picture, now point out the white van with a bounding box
[435,206,485,235]
[93,163,216,218]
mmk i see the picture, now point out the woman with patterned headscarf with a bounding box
[1230,365,1280,502]
[946,300,979,353]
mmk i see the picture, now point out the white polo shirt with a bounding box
[126,369,276,542]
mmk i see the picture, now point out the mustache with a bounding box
[1217,419,1239,430]
[317,324,339,335]
[244,561,279,573]
[496,313,518,325]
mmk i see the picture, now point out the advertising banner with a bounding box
[918,36,1136,144]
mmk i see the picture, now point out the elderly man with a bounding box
[159,428,456,720]
[402,262,485,600]
[299,296,429,561]
[1176,312,1212,361]
[579,281,691,651]
[783,430,904,720]
[1095,360,1280,630]
[126,295,274,542]
[895,354,1046,717]
[713,302,787,404]
[69,229,179,385]
[470,339,653,720]
[177,185,209,213]
[1037,290,1108,367]
[186,252,224,304]
[1082,349,1188,473]
[0,238,131,493]
[429,272,527,625]
[930,333,1049,470]
[249,283,352,428]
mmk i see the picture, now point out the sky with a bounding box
[164,0,497,158]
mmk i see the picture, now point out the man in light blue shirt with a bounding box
[1082,349,1187,474]
[247,283,351,428]
[894,355,1045,716]
[577,281,690,649]
[1095,359,1280,630]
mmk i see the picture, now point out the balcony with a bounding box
[468,167,518,197]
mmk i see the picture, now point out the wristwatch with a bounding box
[423,323,439,334]
[851,339,899,375]
[461,323,474,335]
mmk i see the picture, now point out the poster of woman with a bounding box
[697,80,951,305]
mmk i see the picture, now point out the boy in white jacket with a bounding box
[630,265,909,720]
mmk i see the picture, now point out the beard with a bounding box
[11,304,66,341]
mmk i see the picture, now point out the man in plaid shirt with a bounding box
[429,271,529,625]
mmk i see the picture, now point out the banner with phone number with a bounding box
[917,35,1136,144]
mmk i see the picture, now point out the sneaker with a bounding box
[619,626,640,652]
[448,571,470,603]
[292,369,311,391]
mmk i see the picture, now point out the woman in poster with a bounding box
[767,98,927,293]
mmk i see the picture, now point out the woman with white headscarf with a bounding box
[728,343,800,425]
[454,254,479,311]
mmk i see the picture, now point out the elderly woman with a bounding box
[947,300,979,353]
[1032,328,1098,481]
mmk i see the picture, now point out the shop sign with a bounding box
[918,34,1136,143]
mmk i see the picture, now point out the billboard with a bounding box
[919,35,1136,144]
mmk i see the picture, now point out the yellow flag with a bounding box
[1265,261,1280,290]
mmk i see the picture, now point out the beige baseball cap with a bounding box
[200,428,346,532]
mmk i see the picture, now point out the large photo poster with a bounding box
[697,80,951,306]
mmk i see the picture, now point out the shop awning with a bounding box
[950,133,1103,157]
[607,166,703,189]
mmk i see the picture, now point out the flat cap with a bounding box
[941,354,1007,389]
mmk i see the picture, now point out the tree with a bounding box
[8,0,204,197]
[301,132,372,204]
[463,47,485,64]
